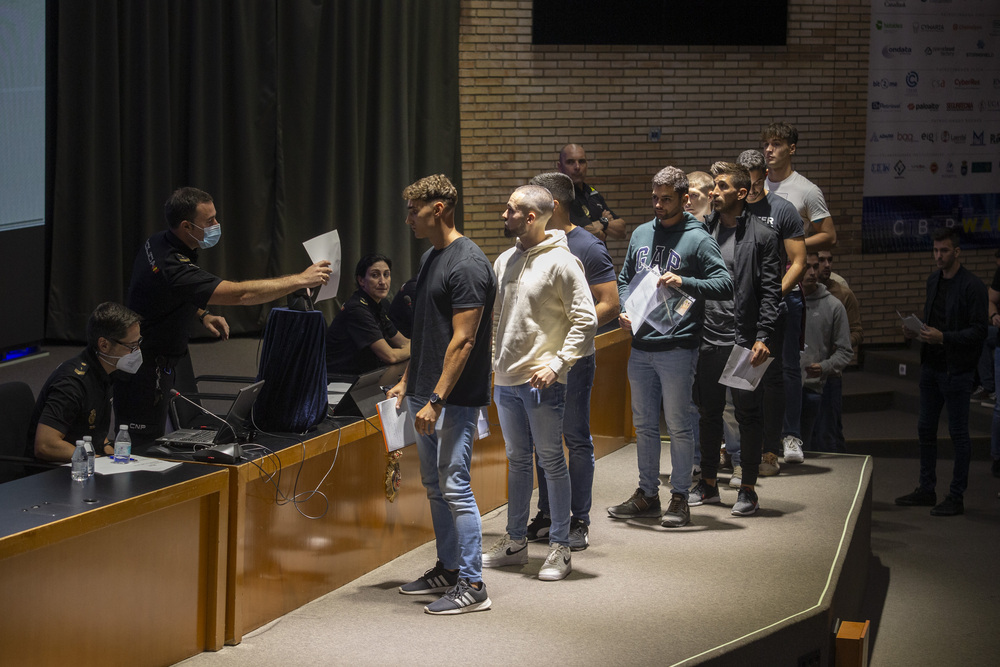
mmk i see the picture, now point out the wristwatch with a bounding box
[429,392,443,406]
[600,215,610,233]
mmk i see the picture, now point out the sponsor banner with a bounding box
[866,1,1000,253]
[862,193,1000,253]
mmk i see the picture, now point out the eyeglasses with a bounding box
[112,336,143,352]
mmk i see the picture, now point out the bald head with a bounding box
[557,143,588,186]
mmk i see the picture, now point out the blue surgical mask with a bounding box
[190,222,222,249]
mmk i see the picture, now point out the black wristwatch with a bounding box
[429,392,443,406]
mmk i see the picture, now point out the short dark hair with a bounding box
[652,166,689,196]
[355,253,392,284]
[529,172,574,208]
[932,226,961,248]
[736,149,767,173]
[761,122,798,146]
[710,161,751,193]
[87,302,140,350]
[164,187,213,229]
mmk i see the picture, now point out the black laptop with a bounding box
[328,362,407,418]
[156,380,265,446]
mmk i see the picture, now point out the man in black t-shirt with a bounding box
[896,227,986,516]
[27,303,141,462]
[119,187,332,443]
[389,174,496,615]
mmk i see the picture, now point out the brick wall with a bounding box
[456,0,996,346]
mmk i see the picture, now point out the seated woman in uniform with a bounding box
[325,253,410,375]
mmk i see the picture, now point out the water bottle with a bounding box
[113,425,132,464]
[82,435,96,477]
[71,440,88,481]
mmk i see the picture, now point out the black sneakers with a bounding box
[526,511,551,542]
[661,493,690,527]
[399,561,459,595]
[930,495,964,517]
[608,488,661,519]
[424,578,491,615]
[568,518,589,551]
[687,480,721,507]
[895,487,937,507]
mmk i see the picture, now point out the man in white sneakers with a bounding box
[482,184,597,581]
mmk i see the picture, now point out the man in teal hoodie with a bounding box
[608,166,733,528]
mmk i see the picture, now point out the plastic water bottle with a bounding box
[71,440,88,481]
[82,435,96,477]
[113,425,131,464]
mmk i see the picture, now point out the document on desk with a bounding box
[302,229,342,302]
[718,345,773,391]
[897,310,923,336]
[93,455,183,475]
[623,267,696,335]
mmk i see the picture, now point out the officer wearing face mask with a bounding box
[26,302,142,462]
[118,187,333,443]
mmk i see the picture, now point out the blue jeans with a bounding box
[628,347,698,499]
[917,367,974,499]
[993,346,1000,461]
[495,382,570,546]
[536,353,595,525]
[815,375,845,453]
[782,290,804,439]
[409,396,483,582]
[723,389,742,466]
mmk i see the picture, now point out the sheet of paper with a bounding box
[93,455,183,475]
[718,345,773,391]
[376,397,416,452]
[623,268,669,334]
[476,407,490,441]
[897,310,923,335]
[302,229,342,302]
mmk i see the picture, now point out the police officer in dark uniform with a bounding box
[27,302,142,461]
[556,143,627,242]
[118,186,333,443]
[326,253,410,376]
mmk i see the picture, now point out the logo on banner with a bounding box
[972,131,984,146]
[882,1,906,7]
[952,23,982,32]
[945,161,955,176]
[967,40,996,58]
[882,45,912,58]
[930,162,939,174]
[972,162,993,174]
[871,163,892,174]
[872,101,902,111]
[922,132,936,142]
[894,160,906,177]
[981,100,1000,113]
[914,23,945,33]
[954,78,980,89]
[897,132,917,143]
[991,134,1000,145]
[908,102,940,111]
[873,78,899,89]
[869,132,895,143]
[946,102,974,112]
[906,71,919,87]
[925,46,956,56]
[876,20,904,31]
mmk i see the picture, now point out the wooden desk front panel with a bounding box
[230,421,509,640]
[0,472,228,666]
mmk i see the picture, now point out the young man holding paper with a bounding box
[610,166,732,528]
[687,162,782,517]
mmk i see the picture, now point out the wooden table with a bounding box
[0,463,229,666]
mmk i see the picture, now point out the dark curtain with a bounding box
[45,0,461,341]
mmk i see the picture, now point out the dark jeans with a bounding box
[782,290,804,440]
[694,344,763,487]
[536,353,596,525]
[815,375,846,453]
[799,387,824,451]
[976,325,997,392]
[917,366,974,499]
[761,304,786,457]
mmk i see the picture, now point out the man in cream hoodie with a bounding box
[482,184,597,582]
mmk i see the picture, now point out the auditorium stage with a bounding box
[178,443,872,667]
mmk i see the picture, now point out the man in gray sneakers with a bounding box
[482,184,596,581]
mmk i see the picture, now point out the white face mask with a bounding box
[101,348,143,374]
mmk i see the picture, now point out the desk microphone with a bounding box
[168,389,241,463]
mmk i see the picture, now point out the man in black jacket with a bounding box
[896,227,987,516]
[688,162,782,517]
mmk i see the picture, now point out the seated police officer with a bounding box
[27,302,142,461]
[325,253,410,376]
